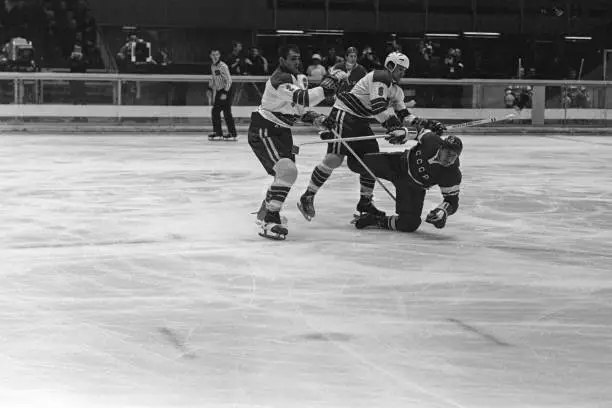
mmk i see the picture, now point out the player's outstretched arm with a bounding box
[426,184,460,229]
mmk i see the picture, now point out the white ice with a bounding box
[0,133,611,408]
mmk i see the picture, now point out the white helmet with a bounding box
[385,52,410,72]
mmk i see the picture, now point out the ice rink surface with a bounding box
[1,133,611,408]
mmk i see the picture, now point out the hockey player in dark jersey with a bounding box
[248,44,342,240]
[352,126,462,232]
[297,52,446,222]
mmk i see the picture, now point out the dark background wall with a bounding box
[87,0,610,36]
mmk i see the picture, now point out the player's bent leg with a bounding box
[353,213,420,232]
[308,153,344,193]
[267,158,298,213]
[392,214,422,232]
[298,153,344,221]
[260,158,296,239]
[248,126,277,176]
[347,154,386,217]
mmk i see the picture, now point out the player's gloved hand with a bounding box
[385,127,410,145]
[301,110,323,124]
[319,130,334,140]
[320,74,343,97]
[425,207,448,229]
[412,117,446,135]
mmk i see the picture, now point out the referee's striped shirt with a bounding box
[209,61,232,92]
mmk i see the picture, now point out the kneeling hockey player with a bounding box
[353,126,462,232]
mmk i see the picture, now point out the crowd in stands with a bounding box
[213,36,593,108]
[216,35,591,82]
[0,0,101,70]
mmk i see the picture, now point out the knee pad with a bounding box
[273,158,298,186]
[322,153,344,169]
[395,214,421,232]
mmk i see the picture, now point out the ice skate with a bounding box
[208,133,223,141]
[352,213,386,230]
[356,196,386,217]
[297,193,316,221]
[222,134,239,142]
[259,211,288,240]
[255,199,267,226]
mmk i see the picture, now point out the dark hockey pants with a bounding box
[363,152,426,232]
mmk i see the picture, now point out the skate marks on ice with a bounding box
[158,327,197,359]
[446,318,512,347]
[0,134,611,407]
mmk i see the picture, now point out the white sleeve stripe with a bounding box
[440,185,460,194]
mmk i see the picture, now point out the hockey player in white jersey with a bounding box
[297,52,446,221]
[248,44,343,240]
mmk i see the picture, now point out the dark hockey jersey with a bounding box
[401,129,461,211]
[329,62,367,92]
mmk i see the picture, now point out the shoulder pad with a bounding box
[372,70,392,86]
[270,70,294,89]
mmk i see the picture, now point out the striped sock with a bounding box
[385,215,397,230]
[266,184,291,212]
[359,174,375,198]
[306,164,334,195]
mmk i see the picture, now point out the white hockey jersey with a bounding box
[334,70,414,124]
[257,69,325,128]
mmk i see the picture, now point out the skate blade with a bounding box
[208,136,238,142]
[296,202,313,222]
[258,231,286,240]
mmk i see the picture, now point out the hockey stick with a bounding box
[292,113,517,154]
[332,129,397,202]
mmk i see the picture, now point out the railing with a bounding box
[1,72,611,126]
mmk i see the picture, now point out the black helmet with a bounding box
[441,135,463,155]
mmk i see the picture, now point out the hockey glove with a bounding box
[385,127,410,145]
[425,207,448,229]
[412,117,446,135]
[319,74,343,97]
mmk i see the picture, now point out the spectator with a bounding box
[329,46,367,92]
[208,48,237,140]
[442,47,465,108]
[69,41,88,120]
[306,54,326,80]
[358,46,382,72]
[154,45,172,66]
[322,47,337,70]
[227,40,247,75]
[245,47,268,75]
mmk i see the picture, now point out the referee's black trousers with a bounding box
[212,91,237,136]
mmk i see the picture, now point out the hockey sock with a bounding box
[306,164,334,195]
[359,174,375,199]
[266,184,291,212]
[384,215,397,230]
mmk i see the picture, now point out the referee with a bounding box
[208,48,237,140]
